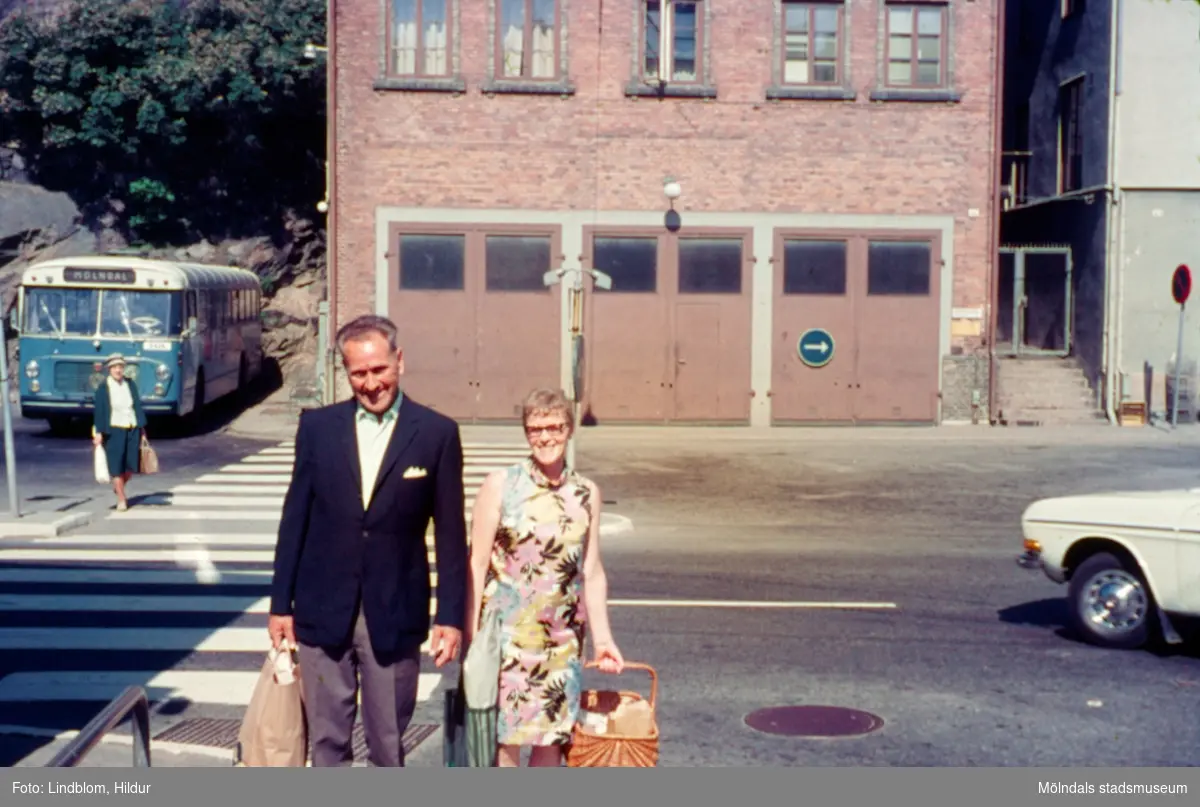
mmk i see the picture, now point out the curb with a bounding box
[0,509,92,539]
[1,724,234,764]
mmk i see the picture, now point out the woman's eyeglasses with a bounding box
[525,422,568,438]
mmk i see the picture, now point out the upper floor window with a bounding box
[782,2,843,86]
[496,0,560,81]
[643,0,702,84]
[388,0,451,78]
[885,3,947,88]
[1059,76,1084,193]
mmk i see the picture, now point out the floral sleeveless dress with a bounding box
[478,457,594,747]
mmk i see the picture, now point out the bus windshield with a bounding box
[23,287,181,337]
[23,288,99,336]
[99,289,179,337]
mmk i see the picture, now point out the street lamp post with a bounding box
[543,265,610,471]
[303,38,334,405]
[0,335,19,518]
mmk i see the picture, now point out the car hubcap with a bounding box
[1081,570,1147,634]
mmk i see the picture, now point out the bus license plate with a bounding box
[144,341,171,351]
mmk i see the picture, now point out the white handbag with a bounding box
[462,605,502,709]
[93,444,110,484]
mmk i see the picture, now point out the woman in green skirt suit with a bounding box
[91,354,147,511]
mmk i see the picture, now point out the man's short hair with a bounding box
[336,315,399,357]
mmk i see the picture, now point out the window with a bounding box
[1059,76,1083,193]
[398,234,465,290]
[593,237,657,292]
[678,239,742,294]
[885,4,946,88]
[782,2,842,86]
[783,240,846,295]
[496,0,559,81]
[867,241,931,295]
[388,0,451,78]
[642,0,702,84]
[486,235,552,291]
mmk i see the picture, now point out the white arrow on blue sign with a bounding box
[797,328,835,368]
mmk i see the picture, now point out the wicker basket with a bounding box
[565,662,659,768]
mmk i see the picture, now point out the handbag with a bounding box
[234,645,308,767]
[93,444,110,484]
[460,606,502,766]
[138,433,159,475]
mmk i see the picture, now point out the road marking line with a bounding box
[171,484,290,495]
[0,569,271,585]
[0,548,279,562]
[0,671,442,705]
[195,473,294,483]
[608,599,899,609]
[0,533,276,546]
[239,456,295,464]
[217,464,294,473]
[253,448,294,455]
[146,495,284,507]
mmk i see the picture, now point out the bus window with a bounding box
[23,288,99,335]
[99,290,180,337]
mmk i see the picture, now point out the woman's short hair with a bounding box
[521,387,574,430]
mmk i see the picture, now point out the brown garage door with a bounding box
[387,224,562,422]
[581,227,753,424]
[771,230,941,424]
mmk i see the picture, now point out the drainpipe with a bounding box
[985,0,1007,425]
[325,0,339,403]
[1102,0,1122,424]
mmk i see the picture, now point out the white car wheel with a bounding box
[1067,551,1153,650]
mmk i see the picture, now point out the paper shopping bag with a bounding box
[138,434,159,475]
[235,646,307,767]
[93,445,110,484]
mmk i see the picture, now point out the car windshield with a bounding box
[99,290,178,337]
[22,288,99,336]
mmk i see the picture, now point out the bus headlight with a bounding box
[24,360,38,379]
[156,364,171,382]
[30,380,40,392]
[154,383,165,396]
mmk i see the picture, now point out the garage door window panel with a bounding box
[867,240,931,295]
[678,238,742,294]
[485,234,553,291]
[783,239,847,295]
[398,234,466,290]
[593,236,658,292]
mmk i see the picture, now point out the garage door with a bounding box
[771,230,941,423]
[580,227,753,424]
[387,224,562,421]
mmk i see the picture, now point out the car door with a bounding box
[1173,494,1200,614]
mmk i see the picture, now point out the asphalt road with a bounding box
[3,422,1200,767]
[581,427,1200,766]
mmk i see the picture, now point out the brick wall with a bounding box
[333,0,1000,354]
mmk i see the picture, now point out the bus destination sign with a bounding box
[63,268,137,284]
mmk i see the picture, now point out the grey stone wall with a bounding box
[941,355,991,424]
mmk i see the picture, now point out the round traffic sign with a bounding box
[1173,264,1191,305]
[797,328,835,368]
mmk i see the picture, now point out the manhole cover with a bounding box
[744,706,884,738]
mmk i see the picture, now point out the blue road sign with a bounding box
[797,328,834,368]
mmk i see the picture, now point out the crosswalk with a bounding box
[0,437,532,731]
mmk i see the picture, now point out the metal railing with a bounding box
[1001,150,1032,210]
[44,686,152,767]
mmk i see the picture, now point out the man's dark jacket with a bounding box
[269,396,467,657]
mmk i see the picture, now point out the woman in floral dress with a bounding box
[465,387,624,767]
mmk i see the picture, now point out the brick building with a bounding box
[326,0,1004,426]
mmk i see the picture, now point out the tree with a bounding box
[0,0,326,244]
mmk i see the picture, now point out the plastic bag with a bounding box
[94,444,110,484]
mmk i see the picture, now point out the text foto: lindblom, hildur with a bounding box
[12,781,151,796]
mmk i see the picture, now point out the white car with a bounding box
[1017,487,1200,650]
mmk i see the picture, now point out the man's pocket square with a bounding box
[402,466,428,479]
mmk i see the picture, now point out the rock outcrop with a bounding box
[0,180,326,401]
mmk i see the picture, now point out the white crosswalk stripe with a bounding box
[0,438,531,720]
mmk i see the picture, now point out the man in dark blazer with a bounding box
[268,314,467,767]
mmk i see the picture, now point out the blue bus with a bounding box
[13,255,265,433]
